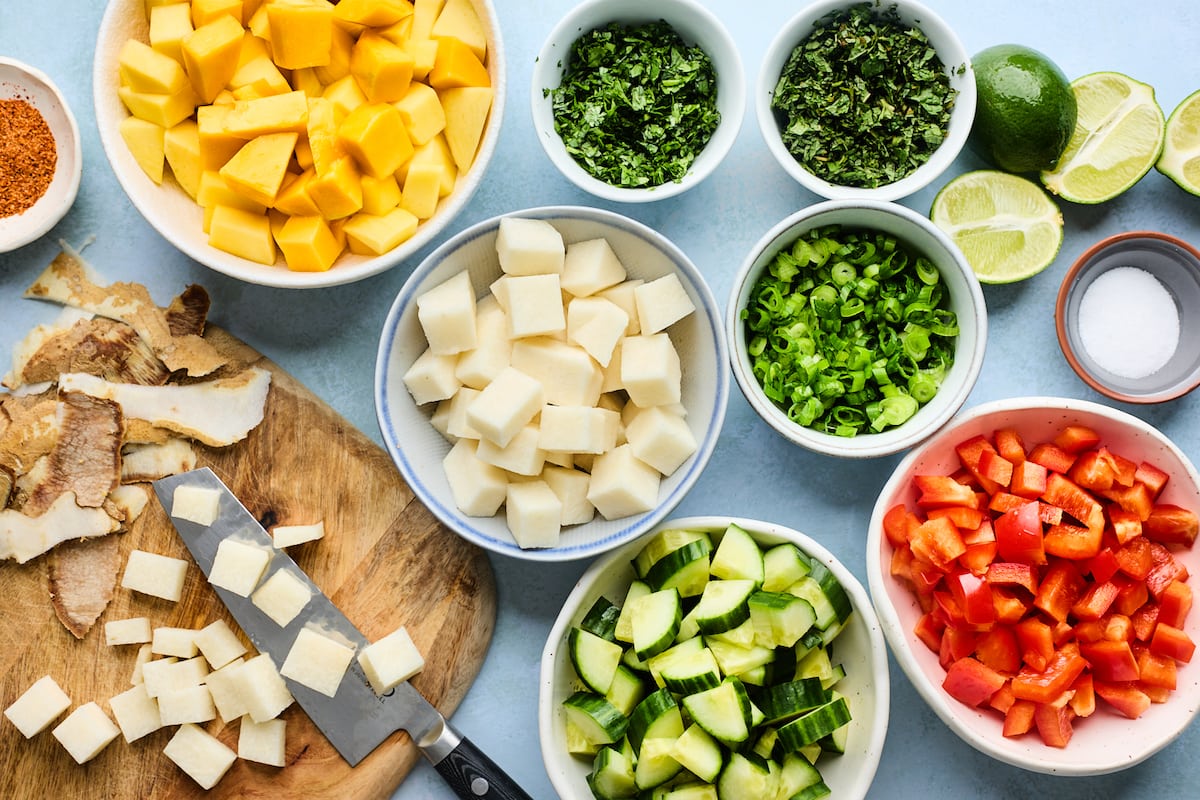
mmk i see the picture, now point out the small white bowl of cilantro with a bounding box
[531,0,745,203]
[757,0,976,202]
[727,199,987,459]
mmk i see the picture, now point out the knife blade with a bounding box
[152,467,531,800]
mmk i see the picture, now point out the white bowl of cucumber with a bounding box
[539,516,889,799]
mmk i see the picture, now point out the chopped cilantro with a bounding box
[770,3,957,188]
[546,20,721,189]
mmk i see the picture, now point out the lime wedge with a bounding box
[1157,88,1200,196]
[1040,72,1165,204]
[930,170,1063,284]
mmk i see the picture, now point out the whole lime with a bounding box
[970,44,1077,174]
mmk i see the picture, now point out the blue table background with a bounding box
[3,2,1199,798]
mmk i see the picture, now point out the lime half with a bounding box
[1041,72,1165,204]
[931,170,1064,284]
[1157,88,1200,196]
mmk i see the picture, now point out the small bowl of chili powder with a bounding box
[532,0,745,203]
[0,56,81,253]
[757,0,975,202]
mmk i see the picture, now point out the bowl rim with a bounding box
[725,198,988,458]
[373,204,730,562]
[538,514,891,800]
[867,395,1200,775]
[1055,230,1200,404]
[0,56,82,253]
[529,0,746,203]
[90,0,506,288]
[754,0,976,202]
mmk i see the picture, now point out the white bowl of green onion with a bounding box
[539,516,890,799]
[756,0,976,202]
[727,199,987,459]
[530,0,745,203]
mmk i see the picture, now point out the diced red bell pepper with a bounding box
[1014,617,1055,672]
[1150,623,1196,663]
[1069,450,1115,492]
[927,505,986,531]
[1136,648,1178,690]
[1108,506,1143,545]
[910,516,967,572]
[959,540,999,576]
[985,561,1038,595]
[1145,542,1189,599]
[989,681,1016,713]
[1143,504,1200,547]
[1033,698,1075,748]
[948,569,996,627]
[1097,447,1137,487]
[1028,442,1077,474]
[955,435,1005,495]
[1010,459,1047,499]
[992,586,1031,625]
[891,543,915,583]
[1113,575,1150,617]
[1011,643,1088,704]
[1071,580,1120,621]
[914,474,978,509]
[1080,639,1140,682]
[1053,425,1102,454]
[1141,683,1172,703]
[1099,482,1155,522]
[943,656,1008,707]
[1042,473,1105,531]
[1033,560,1086,623]
[975,626,1021,674]
[1087,547,1121,584]
[1093,681,1152,719]
[1134,460,1170,499]
[914,610,945,654]
[1131,603,1160,642]
[939,626,981,670]
[1069,672,1096,717]
[994,428,1027,464]
[883,503,918,547]
[995,501,1045,566]
[1003,699,1037,737]
[978,448,1015,489]
[1103,614,1134,642]
[1073,619,1106,643]
[1157,580,1193,629]
[1043,522,1103,561]
[909,557,944,596]
[1115,536,1154,581]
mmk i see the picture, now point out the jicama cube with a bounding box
[503,274,566,338]
[634,273,695,334]
[108,684,162,743]
[358,625,425,694]
[587,444,661,520]
[541,465,595,526]
[496,217,564,276]
[624,405,697,477]
[251,568,313,628]
[194,619,247,670]
[52,703,120,764]
[538,405,620,455]
[505,480,562,549]
[170,484,221,525]
[561,237,627,297]
[238,654,295,723]
[163,723,238,790]
[239,717,286,767]
[271,521,325,548]
[442,438,508,516]
[105,617,153,646]
[280,628,356,698]
[209,538,272,596]
[509,337,602,407]
[403,346,461,405]
[465,366,543,447]
[474,423,546,477]
[4,675,71,738]
[121,550,189,602]
[157,685,217,726]
[620,334,682,408]
[416,269,477,355]
[152,626,199,658]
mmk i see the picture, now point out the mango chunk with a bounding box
[431,0,486,63]
[401,161,441,219]
[343,207,419,255]
[119,39,189,95]
[219,132,299,206]
[351,33,415,103]
[274,169,323,216]
[305,96,347,175]
[314,22,355,85]
[230,35,290,95]
[337,103,413,178]
[291,67,324,98]
[361,173,402,215]
[266,0,335,70]
[275,215,344,272]
[181,14,244,103]
[198,170,267,232]
[427,36,489,90]
[118,84,197,129]
[164,119,204,199]
[221,90,310,138]
[191,0,244,27]
[208,204,276,264]
[119,116,166,184]
[308,156,364,220]
[410,0,445,41]
[401,133,456,195]
[334,0,414,27]
[196,103,244,169]
[438,85,492,171]
[322,74,368,117]
[149,3,194,63]
[393,81,445,146]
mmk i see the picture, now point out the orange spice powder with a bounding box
[0,98,57,218]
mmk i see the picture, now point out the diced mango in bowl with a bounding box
[116,0,494,272]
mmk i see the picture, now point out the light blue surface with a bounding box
[3,2,1199,798]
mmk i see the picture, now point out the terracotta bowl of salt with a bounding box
[1056,230,1200,404]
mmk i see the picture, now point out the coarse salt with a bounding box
[1077,266,1179,380]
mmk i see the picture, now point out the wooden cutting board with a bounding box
[0,333,497,799]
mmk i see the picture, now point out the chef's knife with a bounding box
[152,467,531,800]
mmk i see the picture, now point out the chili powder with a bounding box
[0,97,57,218]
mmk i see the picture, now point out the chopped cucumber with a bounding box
[570,627,625,694]
[561,526,857,800]
[708,523,765,586]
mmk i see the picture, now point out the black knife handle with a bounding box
[429,732,533,800]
